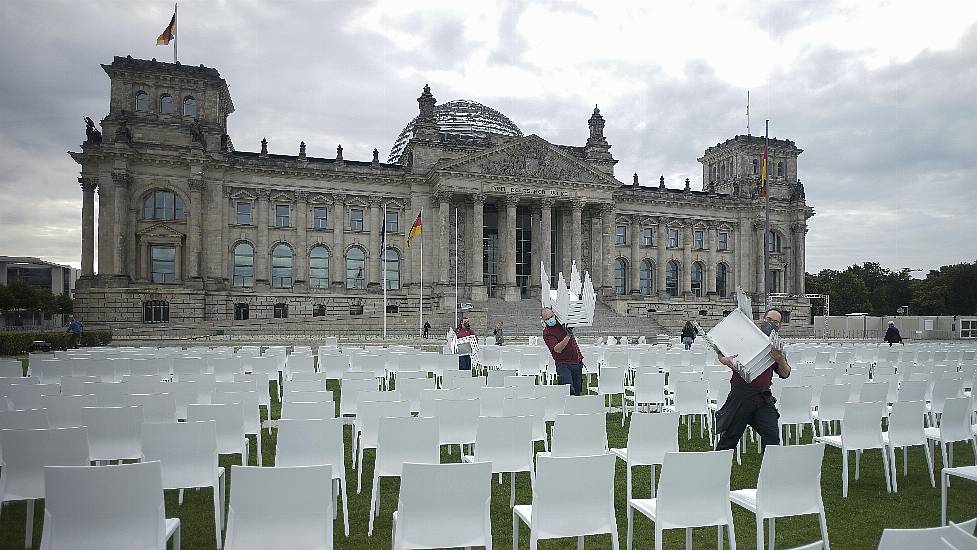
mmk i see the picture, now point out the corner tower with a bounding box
[697,135,803,199]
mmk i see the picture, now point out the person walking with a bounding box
[423,321,431,339]
[681,321,697,350]
[540,307,584,396]
[492,321,505,345]
[66,316,83,349]
[714,307,792,451]
[883,321,903,347]
[454,318,475,370]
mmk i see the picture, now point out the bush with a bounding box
[0,330,112,356]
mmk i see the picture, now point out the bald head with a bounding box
[541,307,555,320]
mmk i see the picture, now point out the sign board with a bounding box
[924,319,934,331]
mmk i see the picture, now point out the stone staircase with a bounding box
[484,298,666,341]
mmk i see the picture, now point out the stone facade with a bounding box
[70,56,815,334]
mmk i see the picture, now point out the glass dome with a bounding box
[388,99,523,162]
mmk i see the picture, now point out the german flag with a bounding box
[406,211,422,247]
[156,11,176,45]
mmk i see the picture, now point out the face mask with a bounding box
[760,321,780,336]
[463,322,470,329]
[543,317,558,327]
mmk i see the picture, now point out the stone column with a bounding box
[529,206,540,290]
[656,219,667,298]
[469,193,486,299]
[538,198,553,281]
[570,200,583,267]
[629,215,640,293]
[368,197,382,290]
[600,204,614,293]
[331,195,346,288]
[186,177,204,280]
[682,222,693,295]
[126,207,137,280]
[174,242,184,282]
[295,192,309,287]
[96,181,113,275]
[255,190,270,285]
[220,188,232,283]
[110,172,130,277]
[436,193,450,284]
[502,195,520,300]
[79,178,97,276]
[796,224,807,296]
[707,224,718,295]
[753,219,764,295]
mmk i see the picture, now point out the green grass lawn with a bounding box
[1,373,976,549]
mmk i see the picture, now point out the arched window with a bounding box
[666,260,680,297]
[777,161,784,177]
[345,246,366,289]
[767,230,782,253]
[135,91,149,112]
[143,300,169,323]
[639,259,654,295]
[142,190,185,220]
[232,242,254,288]
[716,262,730,298]
[613,258,627,295]
[309,246,330,289]
[383,248,401,290]
[183,96,197,117]
[691,262,704,297]
[271,244,294,288]
[159,94,174,114]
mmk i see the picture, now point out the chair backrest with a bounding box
[779,386,814,424]
[551,413,607,457]
[122,375,167,396]
[887,400,927,448]
[477,386,517,417]
[82,405,143,461]
[817,383,851,421]
[284,379,327,393]
[655,450,734,529]
[41,461,170,550]
[939,397,975,443]
[375,416,439,478]
[398,377,437,413]
[127,393,178,424]
[672,380,709,414]
[633,372,666,405]
[212,391,261,434]
[356,400,412,449]
[5,383,60,410]
[486,369,518,387]
[859,382,890,404]
[396,462,493,549]
[434,398,481,446]
[0,427,89,501]
[209,356,244,382]
[531,454,616,539]
[841,401,886,450]
[59,376,102,397]
[473,415,534,473]
[501,397,547,441]
[186,403,245,455]
[502,375,536,398]
[878,518,977,550]
[283,390,334,404]
[140,420,219,489]
[597,366,626,393]
[756,443,825,516]
[224,465,333,550]
[625,412,679,465]
[339,378,378,416]
[563,394,604,415]
[276,418,345,477]
[280,400,336,420]
[41,394,96,429]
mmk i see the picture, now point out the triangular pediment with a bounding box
[137,222,185,240]
[437,135,619,186]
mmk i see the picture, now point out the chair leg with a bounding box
[888,447,898,493]
[512,510,519,550]
[942,470,949,526]
[655,525,663,550]
[626,502,634,550]
[178,487,184,505]
[842,449,849,498]
[577,535,585,550]
[717,524,723,550]
[340,478,350,537]
[368,477,379,536]
[256,430,262,466]
[25,499,34,549]
[213,483,223,549]
[855,449,861,480]
[903,446,909,476]
[819,507,830,550]
[924,442,936,488]
[651,464,657,498]
[357,446,364,493]
[727,512,737,550]
[510,472,516,508]
[881,447,892,493]
[173,523,181,550]
[768,517,775,550]
[685,526,692,550]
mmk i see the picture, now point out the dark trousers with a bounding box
[715,397,781,451]
[556,363,583,396]
[67,333,79,349]
[458,355,472,370]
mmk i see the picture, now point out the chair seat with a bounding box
[924,427,941,440]
[164,517,181,540]
[610,447,628,461]
[513,504,533,524]
[814,435,842,449]
[945,465,977,482]
[629,497,658,520]
[729,488,758,512]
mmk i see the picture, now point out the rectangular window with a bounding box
[275,204,290,227]
[143,301,169,323]
[643,227,654,247]
[350,208,364,232]
[718,232,729,251]
[668,228,679,248]
[313,206,328,229]
[236,202,252,225]
[615,226,627,245]
[273,303,288,319]
[385,211,399,233]
[766,270,780,293]
[961,320,977,339]
[150,245,176,283]
[234,303,249,321]
[693,230,704,249]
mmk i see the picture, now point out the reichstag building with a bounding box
[71,56,814,332]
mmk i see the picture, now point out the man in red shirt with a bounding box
[454,318,475,370]
[714,307,792,451]
[540,307,584,395]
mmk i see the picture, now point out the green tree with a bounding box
[828,270,871,315]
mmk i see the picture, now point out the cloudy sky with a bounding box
[1,0,975,274]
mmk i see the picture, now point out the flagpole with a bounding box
[382,202,387,340]
[419,216,424,338]
[763,119,770,308]
[454,207,459,329]
[173,3,178,63]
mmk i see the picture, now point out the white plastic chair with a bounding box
[393,462,493,550]
[812,384,850,436]
[284,379,328,393]
[0,427,89,548]
[814,401,892,497]
[627,450,736,550]
[186,403,250,466]
[479,386,518,417]
[368,416,440,536]
[879,518,977,550]
[39,461,181,550]
[514,453,618,550]
[281,400,336,421]
[885,400,935,491]
[925,397,977,475]
[730,443,829,550]
[355,400,412,493]
[41,394,96,429]
[128,393,178,424]
[463,415,535,507]
[611,411,679,517]
[82,405,144,463]
[275,418,350,537]
[223,465,333,550]
[58,376,101,397]
[140,420,225,549]
[564,394,605,415]
[590,365,628,425]
[435,398,481,455]
[778,386,815,445]
[502,397,549,451]
[666,380,713,442]
[626,372,667,414]
[548,413,607,457]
